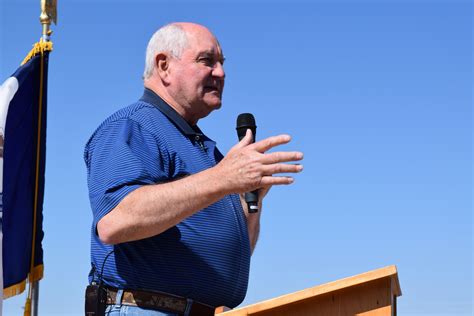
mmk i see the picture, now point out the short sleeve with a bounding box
[84,118,169,231]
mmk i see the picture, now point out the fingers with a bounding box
[259,185,272,199]
[252,134,291,153]
[261,151,303,164]
[260,176,295,186]
[223,132,303,193]
[261,163,303,175]
[233,129,253,150]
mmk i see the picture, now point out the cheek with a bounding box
[180,67,211,95]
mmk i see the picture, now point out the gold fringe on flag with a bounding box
[3,265,44,299]
[21,40,53,66]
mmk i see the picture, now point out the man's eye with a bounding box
[200,58,213,65]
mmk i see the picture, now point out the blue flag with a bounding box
[0,46,50,299]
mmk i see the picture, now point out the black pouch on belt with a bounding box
[85,284,107,316]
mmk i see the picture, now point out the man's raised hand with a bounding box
[216,129,303,195]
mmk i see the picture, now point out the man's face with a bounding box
[167,27,225,122]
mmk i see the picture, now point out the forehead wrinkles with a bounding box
[184,30,222,56]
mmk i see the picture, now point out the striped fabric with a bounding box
[84,90,250,308]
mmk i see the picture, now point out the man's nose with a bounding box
[212,62,225,79]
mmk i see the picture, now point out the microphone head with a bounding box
[236,113,257,140]
[237,113,256,128]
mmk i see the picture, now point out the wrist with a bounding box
[205,165,234,197]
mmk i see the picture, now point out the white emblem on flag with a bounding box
[0,75,19,315]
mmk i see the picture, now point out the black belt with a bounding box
[105,287,215,316]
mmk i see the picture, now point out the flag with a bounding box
[0,41,52,304]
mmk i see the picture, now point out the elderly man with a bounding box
[84,22,303,316]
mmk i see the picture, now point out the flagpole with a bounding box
[40,0,57,42]
[23,2,56,316]
[31,282,39,316]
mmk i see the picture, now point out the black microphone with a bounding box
[236,113,259,213]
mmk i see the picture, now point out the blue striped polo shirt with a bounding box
[84,89,250,308]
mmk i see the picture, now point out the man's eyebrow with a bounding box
[198,50,214,56]
[197,51,225,63]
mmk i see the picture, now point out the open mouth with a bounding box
[204,86,220,94]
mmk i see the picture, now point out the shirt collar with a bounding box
[140,88,202,137]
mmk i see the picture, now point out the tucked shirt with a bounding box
[84,89,250,308]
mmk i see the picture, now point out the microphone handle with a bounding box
[245,191,259,213]
[241,129,259,213]
[237,131,259,213]
[236,114,259,213]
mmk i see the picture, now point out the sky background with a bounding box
[0,0,472,315]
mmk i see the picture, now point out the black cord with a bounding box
[90,250,114,285]
[98,250,115,286]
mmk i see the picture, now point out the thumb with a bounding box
[234,129,253,149]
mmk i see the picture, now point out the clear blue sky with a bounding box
[1,0,472,315]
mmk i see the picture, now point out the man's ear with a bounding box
[155,53,171,84]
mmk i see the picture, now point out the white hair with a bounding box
[143,24,189,79]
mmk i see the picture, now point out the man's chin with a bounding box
[204,96,222,109]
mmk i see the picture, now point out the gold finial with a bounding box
[40,0,57,41]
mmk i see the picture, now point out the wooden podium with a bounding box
[215,265,401,316]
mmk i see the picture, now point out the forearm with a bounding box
[98,132,302,245]
[98,167,228,244]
